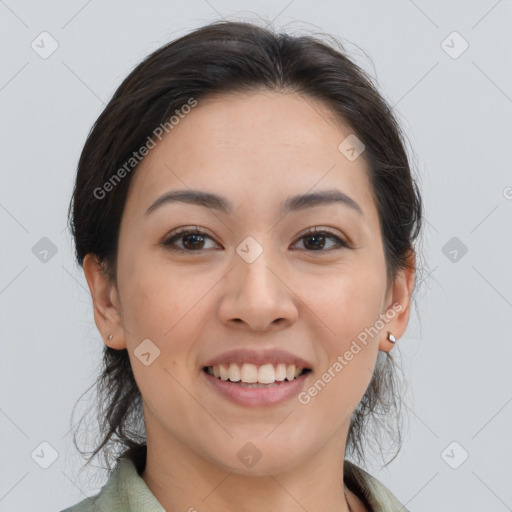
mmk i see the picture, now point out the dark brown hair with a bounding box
[68,19,423,475]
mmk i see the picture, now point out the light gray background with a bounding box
[1,1,511,511]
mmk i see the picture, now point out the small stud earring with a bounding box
[387,332,397,343]
[107,334,113,341]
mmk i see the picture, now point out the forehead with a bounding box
[123,90,377,224]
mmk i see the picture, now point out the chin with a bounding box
[207,441,307,477]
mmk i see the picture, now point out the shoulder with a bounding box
[344,460,411,512]
[58,458,165,512]
[59,494,100,512]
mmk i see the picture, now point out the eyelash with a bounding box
[162,226,350,253]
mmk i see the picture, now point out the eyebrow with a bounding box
[145,189,363,217]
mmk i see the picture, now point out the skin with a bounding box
[83,90,415,512]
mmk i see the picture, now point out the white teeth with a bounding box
[241,363,258,383]
[258,364,275,384]
[207,362,306,384]
[286,364,296,381]
[275,363,287,381]
[219,364,229,381]
[228,362,240,382]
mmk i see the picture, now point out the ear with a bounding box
[379,250,416,352]
[83,253,126,350]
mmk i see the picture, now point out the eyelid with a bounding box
[162,226,220,249]
[162,225,351,252]
[291,226,350,250]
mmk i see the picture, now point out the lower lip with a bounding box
[201,370,311,407]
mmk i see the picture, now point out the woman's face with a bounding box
[85,90,413,475]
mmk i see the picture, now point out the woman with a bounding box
[62,20,422,512]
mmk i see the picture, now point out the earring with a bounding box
[387,332,397,343]
[107,334,113,341]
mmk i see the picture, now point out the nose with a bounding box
[217,249,299,332]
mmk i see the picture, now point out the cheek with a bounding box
[294,256,385,407]
[118,249,210,336]
[118,258,215,385]
[294,256,386,343]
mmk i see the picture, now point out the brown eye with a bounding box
[162,228,219,252]
[293,228,349,252]
[162,227,348,253]
[180,233,206,250]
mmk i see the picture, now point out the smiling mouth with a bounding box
[203,364,312,388]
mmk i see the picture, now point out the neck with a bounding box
[140,420,366,512]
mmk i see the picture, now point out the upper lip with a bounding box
[202,348,313,370]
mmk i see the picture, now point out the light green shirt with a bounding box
[61,457,411,512]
